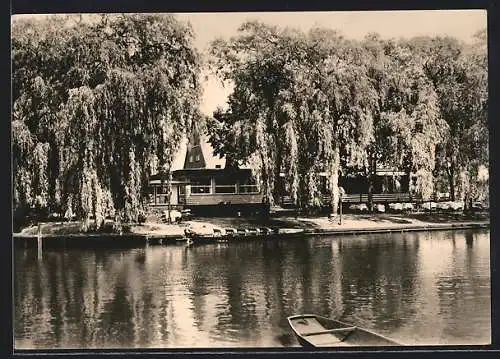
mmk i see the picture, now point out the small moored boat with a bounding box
[288,314,402,347]
[224,228,237,236]
[279,228,305,235]
[184,222,223,244]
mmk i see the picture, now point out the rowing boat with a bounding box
[287,314,402,347]
[184,222,220,245]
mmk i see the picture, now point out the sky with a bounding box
[13,10,487,116]
[173,10,487,115]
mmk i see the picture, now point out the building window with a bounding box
[239,177,260,194]
[215,177,237,194]
[191,179,211,194]
[189,155,193,163]
[195,154,200,161]
[155,186,171,204]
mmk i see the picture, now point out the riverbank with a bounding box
[13,211,489,248]
[194,211,489,228]
[14,221,188,248]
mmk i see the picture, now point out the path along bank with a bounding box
[13,212,490,249]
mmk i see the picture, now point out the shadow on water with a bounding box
[337,232,421,334]
[465,232,474,248]
[275,332,297,347]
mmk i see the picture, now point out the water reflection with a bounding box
[338,233,420,335]
[14,229,490,348]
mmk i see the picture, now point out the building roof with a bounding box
[200,137,226,169]
[170,134,226,171]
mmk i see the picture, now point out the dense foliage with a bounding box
[407,31,488,203]
[12,14,201,229]
[12,16,488,226]
[207,21,488,213]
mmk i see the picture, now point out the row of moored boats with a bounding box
[183,222,304,244]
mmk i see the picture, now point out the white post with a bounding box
[37,222,42,260]
[211,177,216,194]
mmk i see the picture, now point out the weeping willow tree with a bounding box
[208,22,299,206]
[405,32,488,206]
[207,21,460,214]
[12,16,76,226]
[300,29,378,214]
[12,14,201,229]
[208,22,379,215]
[362,35,447,204]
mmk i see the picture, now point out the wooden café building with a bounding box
[148,130,417,215]
[147,132,267,215]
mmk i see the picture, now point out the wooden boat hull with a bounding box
[185,235,218,245]
[184,226,283,244]
[288,314,402,347]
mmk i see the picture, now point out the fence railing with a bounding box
[340,193,416,203]
[281,192,434,206]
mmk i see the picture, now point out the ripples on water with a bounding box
[14,229,490,349]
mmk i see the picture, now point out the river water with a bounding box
[14,229,490,349]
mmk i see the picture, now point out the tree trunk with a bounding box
[160,169,172,223]
[274,147,284,202]
[330,146,340,217]
[464,167,474,213]
[463,190,469,213]
[166,171,172,223]
[260,152,271,206]
[447,162,455,201]
[367,155,376,213]
[47,138,60,213]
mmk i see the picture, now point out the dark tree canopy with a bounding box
[12,14,202,228]
[12,15,488,225]
[207,22,483,211]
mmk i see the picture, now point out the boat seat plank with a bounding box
[307,334,356,347]
[313,338,355,347]
[302,326,357,337]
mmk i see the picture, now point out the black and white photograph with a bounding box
[11,9,490,351]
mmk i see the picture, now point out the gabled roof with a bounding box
[170,135,226,171]
[200,136,226,169]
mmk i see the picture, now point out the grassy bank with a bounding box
[18,221,116,236]
[17,220,187,237]
[192,211,490,231]
[15,211,489,238]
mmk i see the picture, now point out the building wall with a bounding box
[185,193,263,206]
[148,172,264,210]
[150,184,179,206]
